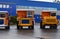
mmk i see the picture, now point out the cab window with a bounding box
[51,13,56,16]
[0,14,5,18]
[27,11,32,18]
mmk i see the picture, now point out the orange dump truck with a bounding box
[40,10,59,29]
[0,11,10,29]
[16,9,34,29]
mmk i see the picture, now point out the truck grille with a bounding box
[0,19,4,24]
[46,19,55,22]
[22,20,29,24]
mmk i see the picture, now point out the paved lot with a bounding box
[0,24,60,39]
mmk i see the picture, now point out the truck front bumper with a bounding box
[18,24,32,26]
[0,25,8,27]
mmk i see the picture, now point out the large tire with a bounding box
[28,26,30,29]
[5,26,10,30]
[40,21,45,29]
[31,21,34,29]
[53,24,57,29]
[40,21,42,28]
[5,23,10,30]
[50,26,53,29]
[20,26,23,29]
[31,26,34,29]
[17,21,19,29]
[42,26,45,29]
[28,21,34,29]
[50,24,57,29]
[40,21,43,29]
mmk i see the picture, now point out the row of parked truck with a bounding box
[0,9,59,30]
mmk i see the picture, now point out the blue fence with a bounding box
[34,14,41,23]
[57,15,60,20]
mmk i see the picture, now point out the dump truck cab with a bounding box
[0,11,10,29]
[40,10,59,29]
[16,9,34,29]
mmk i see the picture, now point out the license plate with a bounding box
[45,26,50,28]
[23,27,28,28]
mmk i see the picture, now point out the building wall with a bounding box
[16,6,57,15]
[0,0,60,10]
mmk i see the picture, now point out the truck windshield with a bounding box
[0,14,5,18]
[51,13,56,16]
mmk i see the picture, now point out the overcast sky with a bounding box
[29,0,60,2]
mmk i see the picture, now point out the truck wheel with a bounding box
[5,23,10,30]
[20,26,23,29]
[42,26,45,29]
[31,25,34,29]
[31,21,34,29]
[40,21,44,29]
[54,24,57,29]
[29,26,34,29]
[17,21,19,29]
[28,26,30,29]
[40,21,42,28]
[5,25,10,29]
[50,24,57,29]
[28,21,34,29]
[17,26,19,29]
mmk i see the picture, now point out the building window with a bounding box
[6,5,9,8]
[3,4,6,8]
[0,4,2,8]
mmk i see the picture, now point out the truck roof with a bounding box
[42,10,57,12]
[16,9,35,11]
[0,11,8,13]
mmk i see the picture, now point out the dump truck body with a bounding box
[40,10,59,29]
[16,9,34,29]
[0,11,10,29]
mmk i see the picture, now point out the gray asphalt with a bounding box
[0,23,60,39]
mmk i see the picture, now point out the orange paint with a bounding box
[42,12,50,17]
[17,11,27,18]
[5,19,8,25]
[5,13,9,25]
